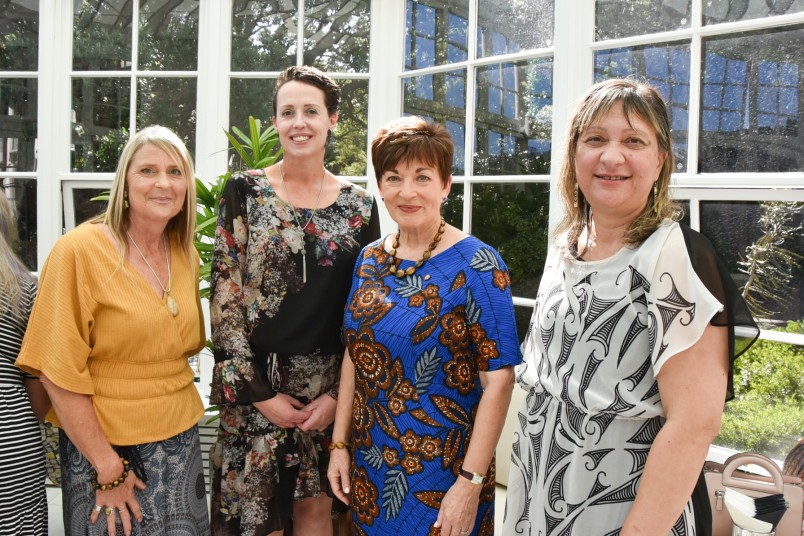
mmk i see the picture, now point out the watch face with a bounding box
[472,474,483,484]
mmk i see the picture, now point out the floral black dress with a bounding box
[342,236,521,535]
[209,169,379,536]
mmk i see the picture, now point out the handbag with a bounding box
[704,452,803,536]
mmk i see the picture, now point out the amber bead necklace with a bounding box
[386,217,445,277]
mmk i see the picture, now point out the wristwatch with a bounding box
[459,466,486,485]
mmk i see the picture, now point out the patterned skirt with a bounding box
[60,426,209,535]
[210,352,342,536]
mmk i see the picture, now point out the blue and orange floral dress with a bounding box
[342,236,521,535]
[209,169,380,536]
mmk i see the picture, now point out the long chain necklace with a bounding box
[279,161,326,284]
[386,218,446,278]
[127,231,179,317]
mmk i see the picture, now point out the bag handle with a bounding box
[721,452,785,494]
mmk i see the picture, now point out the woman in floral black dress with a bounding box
[209,66,380,536]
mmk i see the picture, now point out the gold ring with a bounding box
[103,505,114,517]
[93,504,103,513]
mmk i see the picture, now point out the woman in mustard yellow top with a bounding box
[17,126,209,536]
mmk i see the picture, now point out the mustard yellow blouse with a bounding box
[17,223,205,445]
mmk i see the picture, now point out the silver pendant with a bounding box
[166,294,179,317]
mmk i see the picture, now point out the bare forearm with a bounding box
[41,375,122,482]
[462,368,514,476]
[622,420,715,535]
[331,352,355,443]
[23,377,51,421]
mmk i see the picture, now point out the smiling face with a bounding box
[125,143,187,227]
[574,101,667,224]
[378,159,451,233]
[272,80,338,159]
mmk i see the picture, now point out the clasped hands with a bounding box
[253,391,337,431]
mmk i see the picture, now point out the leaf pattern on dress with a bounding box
[382,468,408,522]
[413,347,440,396]
[413,490,445,510]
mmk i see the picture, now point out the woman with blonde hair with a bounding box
[0,187,49,534]
[17,125,209,535]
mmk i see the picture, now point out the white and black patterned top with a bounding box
[504,221,758,536]
[0,277,47,535]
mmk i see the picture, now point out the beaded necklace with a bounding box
[386,217,445,278]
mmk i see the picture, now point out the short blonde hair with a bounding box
[93,125,197,269]
[556,78,681,255]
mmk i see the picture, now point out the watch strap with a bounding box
[458,466,486,485]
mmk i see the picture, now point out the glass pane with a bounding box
[0,78,37,172]
[470,182,550,301]
[402,70,467,175]
[70,187,108,228]
[514,304,532,345]
[596,0,691,40]
[139,0,199,71]
[328,78,368,175]
[231,0,295,71]
[229,78,276,168]
[1,177,36,269]
[405,0,469,70]
[442,182,463,228]
[700,200,803,328]
[595,43,691,173]
[700,25,803,172]
[73,0,133,71]
[477,0,553,57]
[0,0,39,71]
[704,0,804,25]
[137,77,197,157]
[304,0,370,73]
[474,59,553,175]
[71,77,131,172]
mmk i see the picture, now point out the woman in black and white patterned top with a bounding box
[0,188,49,535]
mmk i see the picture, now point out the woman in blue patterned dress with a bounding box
[209,66,380,536]
[328,116,521,536]
[503,79,759,536]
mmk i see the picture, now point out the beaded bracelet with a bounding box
[91,457,130,491]
[328,441,351,451]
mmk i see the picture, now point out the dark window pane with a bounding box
[229,79,277,169]
[477,0,553,58]
[69,187,107,228]
[700,200,803,328]
[700,25,803,172]
[71,77,131,172]
[0,0,39,71]
[0,78,37,172]
[231,0,295,71]
[470,182,550,300]
[475,59,553,175]
[596,0,691,40]
[442,182,462,228]
[403,71,467,175]
[514,304,532,345]
[1,178,36,269]
[304,0,370,73]
[328,78,368,175]
[704,0,804,25]
[405,0,469,70]
[139,0,199,71]
[595,43,691,172]
[137,77,197,157]
[73,0,132,71]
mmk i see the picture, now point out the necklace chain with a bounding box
[127,231,179,317]
[386,218,446,278]
[278,161,326,284]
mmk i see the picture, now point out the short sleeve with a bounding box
[16,234,95,395]
[467,245,522,371]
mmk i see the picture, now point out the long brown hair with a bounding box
[555,78,681,255]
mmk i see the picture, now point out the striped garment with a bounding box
[0,278,47,536]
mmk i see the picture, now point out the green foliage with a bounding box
[717,321,804,459]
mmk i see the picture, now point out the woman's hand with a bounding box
[327,447,351,505]
[433,477,482,535]
[253,393,311,428]
[298,393,337,432]
[88,470,147,536]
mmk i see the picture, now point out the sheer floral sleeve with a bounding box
[209,173,276,405]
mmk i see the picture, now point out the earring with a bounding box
[653,182,659,215]
[442,197,447,203]
[123,190,129,209]
[573,183,579,208]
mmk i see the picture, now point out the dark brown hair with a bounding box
[371,116,454,187]
[272,65,341,117]
[783,438,804,479]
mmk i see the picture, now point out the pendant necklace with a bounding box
[127,231,179,317]
[279,161,326,283]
